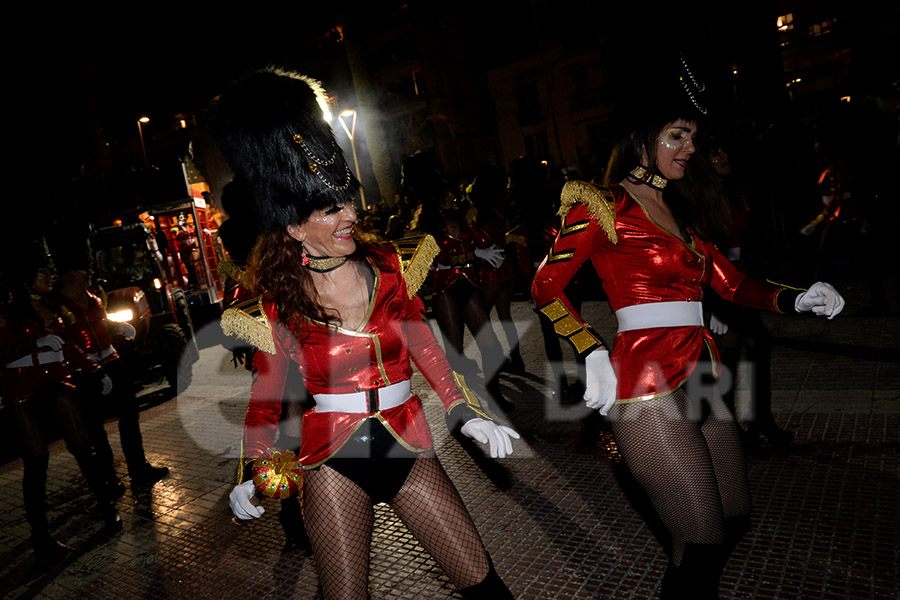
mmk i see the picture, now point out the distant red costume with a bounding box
[242,244,485,468]
[1,307,99,406]
[532,182,799,402]
[430,227,489,293]
[59,289,119,365]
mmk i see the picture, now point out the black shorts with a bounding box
[320,418,421,504]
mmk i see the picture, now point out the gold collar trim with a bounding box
[629,165,668,190]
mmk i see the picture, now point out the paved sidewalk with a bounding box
[0,275,897,599]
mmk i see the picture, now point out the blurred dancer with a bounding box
[1,239,120,563]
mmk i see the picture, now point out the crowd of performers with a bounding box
[2,53,852,599]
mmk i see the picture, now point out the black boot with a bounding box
[278,495,311,551]
[71,446,122,532]
[660,542,724,600]
[458,558,515,599]
[23,455,70,564]
[128,461,170,485]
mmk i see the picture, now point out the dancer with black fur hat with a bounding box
[208,66,519,600]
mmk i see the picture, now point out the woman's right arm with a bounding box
[243,321,292,460]
[531,200,608,358]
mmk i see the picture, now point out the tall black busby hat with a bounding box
[206,67,360,233]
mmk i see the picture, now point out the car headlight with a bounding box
[107,309,134,323]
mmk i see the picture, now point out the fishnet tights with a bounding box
[302,452,490,600]
[608,385,751,565]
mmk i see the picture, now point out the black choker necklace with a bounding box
[629,165,668,190]
[304,255,349,273]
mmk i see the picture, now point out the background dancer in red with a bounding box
[532,53,845,598]
[0,239,120,563]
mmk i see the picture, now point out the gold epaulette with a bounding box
[220,296,276,355]
[449,371,492,420]
[537,298,603,356]
[505,224,527,247]
[217,260,243,283]
[391,233,439,298]
[559,181,617,244]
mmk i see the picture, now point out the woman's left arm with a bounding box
[706,241,844,318]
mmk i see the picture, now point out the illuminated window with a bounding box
[810,18,836,36]
[776,13,794,31]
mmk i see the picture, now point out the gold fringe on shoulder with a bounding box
[217,260,243,283]
[559,181,618,244]
[391,233,439,298]
[220,296,277,355]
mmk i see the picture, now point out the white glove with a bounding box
[709,313,729,336]
[584,349,617,416]
[460,418,520,459]
[36,334,65,351]
[229,480,265,520]
[116,322,136,340]
[795,281,845,319]
[800,223,817,237]
[474,246,505,268]
[100,374,113,396]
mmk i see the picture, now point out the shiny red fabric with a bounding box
[430,226,488,293]
[61,289,118,362]
[532,183,790,401]
[244,244,466,468]
[0,310,90,405]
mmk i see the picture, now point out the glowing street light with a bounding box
[337,109,366,210]
[137,116,150,167]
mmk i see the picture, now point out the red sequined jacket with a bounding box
[532,182,801,402]
[240,243,489,468]
[1,303,99,405]
[58,289,119,364]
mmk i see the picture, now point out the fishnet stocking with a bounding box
[302,453,490,599]
[389,453,490,589]
[608,385,750,565]
[303,465,375,600]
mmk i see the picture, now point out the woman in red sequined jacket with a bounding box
[209,67,519,600]
[531,55,845,599]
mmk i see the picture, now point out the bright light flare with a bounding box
[107,309,134,323]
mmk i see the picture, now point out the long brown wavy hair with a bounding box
[248,228,387,337]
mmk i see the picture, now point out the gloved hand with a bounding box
[460,418,520,458]
[100,374,113,395]
[800,223,817,237]
[709,313,729,336]
[584,349,617,416]
[229,480,265,520]
[116,322,136,341]
[474,246,505,268]
[795,281,845,319]
[36,334,64,351]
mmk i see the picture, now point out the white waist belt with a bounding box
[616,301,704,332]
[314,380,412,413]
[5,350,65,369]
[435,263,473,270]
[88,346,117,363]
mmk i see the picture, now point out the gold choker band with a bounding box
[629,165,668,190]
[305,255,348,273]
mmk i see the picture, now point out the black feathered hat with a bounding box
[206,67,360,233]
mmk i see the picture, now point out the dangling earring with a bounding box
[300,242,309,266]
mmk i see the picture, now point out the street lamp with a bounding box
[137,116,150,167]
[337,109,365,210]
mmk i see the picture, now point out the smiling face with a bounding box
[654,119,697,180]
[286,202,358,257]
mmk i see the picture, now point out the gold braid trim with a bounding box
[391,233,439,298]
[559,181,618,244]
[220,296,277,355]
[449,371,493,420]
